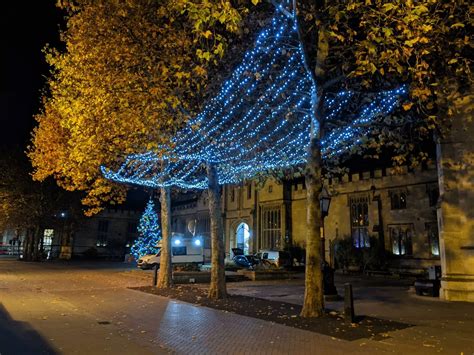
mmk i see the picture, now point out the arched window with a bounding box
[236,223,250,254]
[390,190,407,210]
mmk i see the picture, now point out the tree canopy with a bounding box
[0,149,83,260]
[29,0,256,215]
[296,0,472,169]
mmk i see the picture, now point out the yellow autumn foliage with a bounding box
[29,0,252,215]
[298,0,472,167]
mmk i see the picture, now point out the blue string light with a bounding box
[102,1,406,190]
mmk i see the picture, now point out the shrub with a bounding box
[334,236,389,273]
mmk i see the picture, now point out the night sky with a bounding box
[1,2,63,149]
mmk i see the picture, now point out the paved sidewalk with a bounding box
[1,260,473,354]
[225,275,474,353]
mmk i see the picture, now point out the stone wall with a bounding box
[170,165,443,272]
[285,166,440,272]
[437,112,474,302]
[73,208,140,259]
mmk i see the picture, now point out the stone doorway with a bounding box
[236,222,250,255]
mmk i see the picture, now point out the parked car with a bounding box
[137,236,204,269]
[255,250,292,268]
[231,248,254,268]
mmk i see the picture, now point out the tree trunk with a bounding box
[301,135,324,317]
[32,227,42,262]
[157,187,173,288]
[207,163,227,299]
[22,229,32,261]
[295,0,327,318]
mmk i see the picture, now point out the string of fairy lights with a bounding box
[102,0,406,190]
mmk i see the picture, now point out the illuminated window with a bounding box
[426,222,440,257]
[350,195,370,248]
[43,229,54,247]
[236,223,250,255]
[389,224,413,256]
[261,207,281,250]
[390,191,407,210]
[97,220,109,247]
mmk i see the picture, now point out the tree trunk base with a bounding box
[208,286,227,300]
[156,277,173,289]
[300,306,324,318]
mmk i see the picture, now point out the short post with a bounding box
[344,283,355,323]
[153,264,158,286]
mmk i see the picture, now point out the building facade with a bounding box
[0,207,141,260]
[0,229,24,256]
[72,207,141,259]
[170,164,441,273]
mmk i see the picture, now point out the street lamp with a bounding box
[320,187,331,218]
[320,187,338,298]
[320,186,331,260]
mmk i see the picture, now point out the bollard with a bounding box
[344,283,355,323]
[153,264,158,286]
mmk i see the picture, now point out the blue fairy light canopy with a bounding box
[102,1,406,190]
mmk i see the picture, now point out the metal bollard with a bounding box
[344,283,355,323]
[153,264,158,286]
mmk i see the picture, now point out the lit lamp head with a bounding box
[174,239,181,246]
[194,238,201,246]
[320,187,331,218]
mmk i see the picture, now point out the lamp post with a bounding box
[320,187,338,298]
[320,187,331,262]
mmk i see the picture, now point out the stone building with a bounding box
[0,229,24,256]
[72,208,141,259]
[0,207,142,260]
[170,164,441,273]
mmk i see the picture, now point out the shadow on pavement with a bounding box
[0,303,58,355]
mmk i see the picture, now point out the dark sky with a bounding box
[1,1,63,149]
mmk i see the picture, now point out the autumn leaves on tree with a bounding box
[29,0,250,216]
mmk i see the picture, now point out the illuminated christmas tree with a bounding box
[131,198,161,260]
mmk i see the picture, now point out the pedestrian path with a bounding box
[2,260,473,354]
[69,286,416,354]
